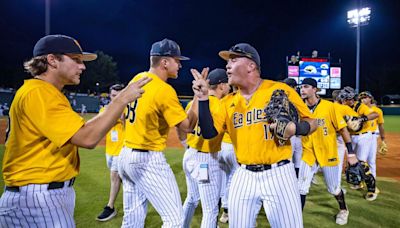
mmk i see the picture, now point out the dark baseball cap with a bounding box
[33,35,97,61]
[150,38,189,60]
[301,78,321,91]
[207,68,228,85]
[283,78,297,88]
[219,43,261,69]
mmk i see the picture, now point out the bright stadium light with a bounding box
[347,7,371,93]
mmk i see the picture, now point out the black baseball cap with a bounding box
[207,68,228,85]
[301,78,321,91]
[283,78,297,88]
[219,43,261,69]
[150,38,189,60]
[33,35,97,61]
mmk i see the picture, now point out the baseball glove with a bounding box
[344,115,363,132]
[378,141,388,155]
[345,162,364,185]
[264,89,299,146]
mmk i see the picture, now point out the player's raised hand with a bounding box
[120,76,152,103]
[191,67,209,100]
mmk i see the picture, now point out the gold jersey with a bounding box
[99,107,125,156]
[186,96,224,152]
[3,79,84,186]
[302,99,347,167]
[214,80,313,165]
[124,72,187,151]
[351,101,374,134]
[370,106,384,132]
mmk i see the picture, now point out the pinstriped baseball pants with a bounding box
[219,142,239,209]
[229,162,303,228]
[118,147,183,228]
[0,183,76,228]
[182,148,222,228]
[298,160,342,196]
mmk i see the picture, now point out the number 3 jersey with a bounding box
[213,80,313,165]
[301,99,347,167]
[124,72,187,151]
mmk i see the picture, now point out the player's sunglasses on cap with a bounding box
[358,91,373,99]
[301,78,321,91]
[207,68,228,85]
[150,38,190,60]
[33,34,97,61]
[219,43,261,69]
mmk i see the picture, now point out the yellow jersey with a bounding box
[3,79,85,186]
[214,80,313,165]
[351,101,374,134]
[302,99,347,167]
[370,106,384,132]
[124,72,187,151]
[186,96,224,152]
[99,107,125,156]
[222,133,232,144]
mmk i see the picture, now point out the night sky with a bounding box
[1,0,399,95]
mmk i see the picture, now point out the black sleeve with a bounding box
[199,100,218,139]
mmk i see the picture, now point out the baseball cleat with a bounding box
[96,206,117,221]
[335,209,349,225]
[219,212,229,223]
[365,189,379,201]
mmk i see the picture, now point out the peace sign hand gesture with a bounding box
[191,67,209,101]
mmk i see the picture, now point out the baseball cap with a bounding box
[33,35,97,61]
[207,68,228,85]
[219,43,261,69]
[283,78,297,88]
[301,78,321,91]
[150,38,189,60]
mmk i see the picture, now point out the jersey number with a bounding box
[263,124,274,140]
[126,100,138,123]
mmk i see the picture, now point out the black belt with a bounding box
[241,160,290,172]
[354,132,368,136]
[131,148,149,152]
[5,177,76,192]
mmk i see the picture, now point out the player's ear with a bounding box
[247,61,257,73]
[46,54,58,68]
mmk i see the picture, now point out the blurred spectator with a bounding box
[311,50,318,58]
[81,104,87,114]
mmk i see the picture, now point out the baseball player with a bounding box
[0,34,150,227]
[339,87,379,201]
[298,78,359,225]
[283,78,303,177]
[180,68,230,227]
[118,38,199,227]
[96,84,125,221]
[359,91,386,175]
[192,43,318,228]
[331,90,360,186]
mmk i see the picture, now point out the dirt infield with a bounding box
[1,118,398,180]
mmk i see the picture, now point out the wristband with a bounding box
[345,142,355,154]
[295,121,311,136]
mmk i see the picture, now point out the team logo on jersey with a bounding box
[233,108,266,128]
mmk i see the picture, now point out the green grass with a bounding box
[383,115,400,133]
[1,145,400,227]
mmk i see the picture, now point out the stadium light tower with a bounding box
[347,7,371,93]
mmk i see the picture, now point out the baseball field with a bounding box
[0,115,400,227]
